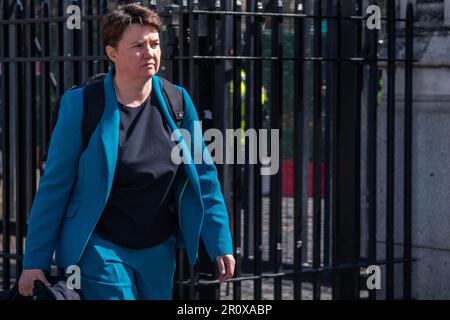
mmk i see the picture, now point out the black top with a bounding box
[93,89,179,249]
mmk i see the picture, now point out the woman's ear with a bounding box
[105,45,117,63]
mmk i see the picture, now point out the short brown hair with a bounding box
[101,3,161,50]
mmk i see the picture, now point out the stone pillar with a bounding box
[378,0,450,299]
[444,0,450,25]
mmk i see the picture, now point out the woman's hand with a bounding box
[18,269,51,296]
[216,254,236,283]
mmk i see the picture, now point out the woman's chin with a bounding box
[143,68,156,77]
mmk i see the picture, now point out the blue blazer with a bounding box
[23,68,233,270]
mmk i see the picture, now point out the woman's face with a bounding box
[106,24,161,80]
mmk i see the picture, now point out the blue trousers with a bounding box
[77,232,177,300]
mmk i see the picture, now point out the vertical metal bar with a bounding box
[219,4,235,277]
[179,1,188,87]
[301,0,312,281]
[72,0,81,85]
[1,0,11,291]
[174,0,190,300]
[243,0,252,270]
[312,0,322,300]
[386,0,396,300]
[216,0,230,299]
[189,0,199,104]
[293,0,305,300]
[210,0,228,261]
[30,0,37,230]
[18,0,37,276]
[252,0,263,300]
[102,0,109,72]
[323,0,332,271]
[331,0,342,300]
[366,0,378,301]
[175,251,184,300]
[65,0,74,87]
[188,0,199,299]
[164,3,180,84]
[80,0,90,79]
[12,0,24,284]
[173,2,184,300]
[87,0,94,76]
[57,0,64,97]
[403,3,413,301]
[40,1,51,162]
[232,0,242,301]
[189,264,199,300]
[354,0,363,299]
[269,0,283,300]
[196,1,221,300]
[97,0,102,73]
[79,0,89,82]
[332,0,360,299]
[53,1,66,276]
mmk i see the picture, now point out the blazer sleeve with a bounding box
[23,89,84,271]
[179,87,234,261]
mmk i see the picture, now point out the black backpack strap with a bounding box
[82,78,105,151]
[49,95,64,136]
[49,74,107,138]
[40,74,106,174]
[160,77,184,128]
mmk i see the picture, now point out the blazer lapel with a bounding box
[100,68,120,201]
[152,75,201,196]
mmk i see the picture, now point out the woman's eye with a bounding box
[133,43,159,49]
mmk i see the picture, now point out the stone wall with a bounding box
[378,0,450,299]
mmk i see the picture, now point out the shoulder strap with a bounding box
[49,95,64,137]
[159,77,184,128]
[40,74,106,174]
[82,78,105,151]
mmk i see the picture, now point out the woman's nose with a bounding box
[144,44,155,58]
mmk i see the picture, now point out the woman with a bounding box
[18,3,235,300]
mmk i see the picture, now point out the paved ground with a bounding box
[217,197,333,300]
[220,280,333,300]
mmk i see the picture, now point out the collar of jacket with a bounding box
[100,67,201,199]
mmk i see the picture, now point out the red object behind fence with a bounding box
[282,160,324,198]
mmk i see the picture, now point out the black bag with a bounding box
[0,284,30,300]
[0,275,81,300]
[40,74,184,174]
[32,278,81,300]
